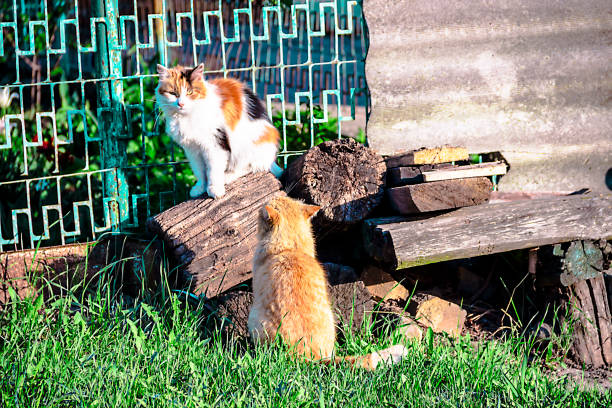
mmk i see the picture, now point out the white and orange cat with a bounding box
[248,196,408,370]
[156,63,282,199]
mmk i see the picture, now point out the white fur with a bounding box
[156,74,279,199]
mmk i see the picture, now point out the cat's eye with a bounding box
[164,91,177,97]
[187,89,193,95]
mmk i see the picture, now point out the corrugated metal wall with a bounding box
[365,0,612,192]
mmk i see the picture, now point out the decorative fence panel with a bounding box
[0,0,367,252]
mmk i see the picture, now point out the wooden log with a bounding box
[146,172,285,297]
[0,244,92,304]
[364,194,612,270]
[387,177,493,214]
[385,146,468,168]
[0,236,163,303]
[283,138,386,226]
[422,161,507,182]
[329,281,374,335]
[214,280,373,339]
[568,274,612,368]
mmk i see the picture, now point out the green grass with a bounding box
[0,267,610,407]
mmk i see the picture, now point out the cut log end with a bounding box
[283,138,386,226]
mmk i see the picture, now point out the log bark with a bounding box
[0,236,163,303]
[568,274,612,368]
[283,138,386,226]
[364,194,612,270]
[387,177,492,214]
[146,172,285,297]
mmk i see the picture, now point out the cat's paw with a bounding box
[206,184,225,199]
[224,171,240,184]
[190,183,206,198]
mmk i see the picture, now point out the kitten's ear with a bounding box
[263,205,280,225]
[157,64,169,79]
[302,204,321,219]
[190,63,205,82]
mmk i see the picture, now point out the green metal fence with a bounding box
[0,0,367,252]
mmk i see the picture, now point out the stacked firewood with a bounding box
[145,140,503,336]
[146,139,612,367]
[384,146,506,215]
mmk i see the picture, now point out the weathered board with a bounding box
[364,194,612,269]
[387,166,426,186]
[387,177,492,214]
[422,162,507,182]
[147,172,285,297]
[364,0,612,193]
[568,274,612,368]
[385,147,468,167]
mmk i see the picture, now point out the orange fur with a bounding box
[248,196,408,370]
[209,78,243,131]
[254,125,280,146]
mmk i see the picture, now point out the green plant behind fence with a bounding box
[0,0,366,252]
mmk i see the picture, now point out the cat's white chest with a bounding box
[166,106,222,149]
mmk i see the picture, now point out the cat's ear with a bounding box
[157,64,169,79]
[263,205,280,225]
[302,204,321,219]
[190,63,205,82]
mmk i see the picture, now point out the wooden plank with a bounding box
[422,161,507,182]
[387,163,453,186]
[387,177,492,214]
[364,194,612,269]
[387,166,424,186]
[0,244,91,303]
[385,147,468,167]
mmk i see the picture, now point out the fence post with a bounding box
[93,0,129,231]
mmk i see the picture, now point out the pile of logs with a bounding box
[385,146,504,215]
[146,138,612,368]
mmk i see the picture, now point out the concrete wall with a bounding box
[364,0,612,192]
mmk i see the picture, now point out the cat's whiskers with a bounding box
[153,108,163,128]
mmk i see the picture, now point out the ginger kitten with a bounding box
[156,64,282,199]
[248,196,408,370]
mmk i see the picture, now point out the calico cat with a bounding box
[248,196,408,370]
[155,63,282,199]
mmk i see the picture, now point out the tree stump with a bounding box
[559,240,612,367]
[568,274,612,367]
[283,138,386,227]
[146,172,285,297]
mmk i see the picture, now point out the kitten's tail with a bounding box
[270,162,284,179]
[321,344,408,371]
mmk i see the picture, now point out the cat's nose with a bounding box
[177,99,185,108]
